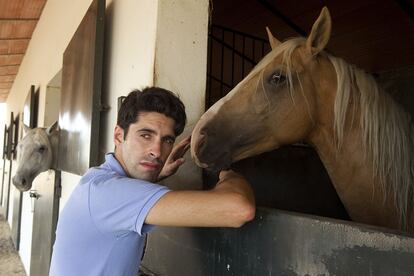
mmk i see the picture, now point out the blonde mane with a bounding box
[329,56,414,230]
[263,37,414,230]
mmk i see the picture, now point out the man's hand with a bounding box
[157,136,191,181]
[218,170,244,182]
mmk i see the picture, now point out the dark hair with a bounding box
[117,87,186,137]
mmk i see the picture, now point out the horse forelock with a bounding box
[329,55,414,230]
[19,128,52,161]
[26,128,50,146]
[240,38,308,111]
[253,38,316,123]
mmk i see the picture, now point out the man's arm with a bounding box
[145,170,256,228]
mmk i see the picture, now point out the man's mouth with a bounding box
[140,161,161,170]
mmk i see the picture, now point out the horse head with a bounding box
[192,7,334,170]
[12,122,59,191]
[192,7,414,232]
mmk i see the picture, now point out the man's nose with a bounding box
[149,141,162,158]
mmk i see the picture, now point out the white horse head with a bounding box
[12,122,59,191]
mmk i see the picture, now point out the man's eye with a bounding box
[141,134,151,139]
[165,138,175,145]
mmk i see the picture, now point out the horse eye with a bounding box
[269,72,286,85]
[38,146,46,153]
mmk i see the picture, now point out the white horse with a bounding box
[12,122,59,191]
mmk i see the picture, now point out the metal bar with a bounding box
[207,34,213,110]
[220,29,225,97]
[242,36,246,77]
[207,74,232,89]
[257,0,307,36]
[210,35,257,65]
[252,39,255,62]
[231,32,235,87]
[0,125,6,205]
[206,24,272,108]
[262,41,265,56]
[212,24,268,43]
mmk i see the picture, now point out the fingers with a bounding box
[171,136,191,159]
[177,135,191,146]
[181,143,190,155]
[165,157,185,175]
[174,157,185,166]
[219,169,236,179]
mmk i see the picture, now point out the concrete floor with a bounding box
[0,215,26,276]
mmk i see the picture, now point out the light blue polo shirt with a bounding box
[49,153,170,276]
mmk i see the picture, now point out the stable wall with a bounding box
[6,0,94,271]
[5,0,208,273]
[154,0,209,191]
[143,208,414,275]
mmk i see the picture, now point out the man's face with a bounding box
[114,111,176,182]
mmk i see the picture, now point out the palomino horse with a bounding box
[191,7,414,233]
[12,122,59,191]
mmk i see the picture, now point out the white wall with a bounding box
[0,103,5,210]
[155,0,208,125]
[0,103,5,158]
[6,0,94,271]
[5,0,209,273]
[100,0,159,156]
[155,0,209,190]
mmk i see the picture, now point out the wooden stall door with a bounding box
[30,170,60,276]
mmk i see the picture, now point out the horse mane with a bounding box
[264,37,414,230]
[329,56,414,230]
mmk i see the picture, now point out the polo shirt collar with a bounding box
[104,153,127,177]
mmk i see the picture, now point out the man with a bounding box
[49,87,255,276]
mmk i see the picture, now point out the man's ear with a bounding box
[114,125,125,146]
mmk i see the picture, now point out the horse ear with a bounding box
[46,121,59,135]
[266,27,281,50]
[23,124,31,134]
[306,7,331,56]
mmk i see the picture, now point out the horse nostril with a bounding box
[21,178,26,185]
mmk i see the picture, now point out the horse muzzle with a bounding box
[191,125,234,171]
[12,174,33,192]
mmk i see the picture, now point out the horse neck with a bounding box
[304,59,406,230]
[309,121,402,229]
